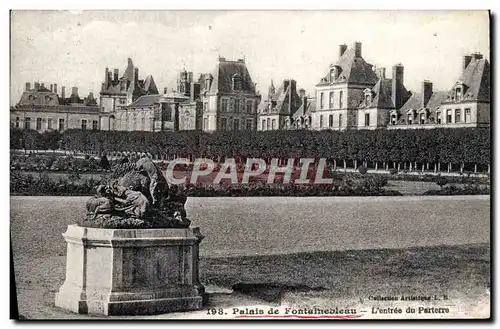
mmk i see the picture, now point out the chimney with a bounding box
[134,68,139,83]
[61,86,66,99]
[376,67,386,79]
[34,82,40,90]
[71,87,78,96]
[105,68,109,86]
[25,82,31,91]
[190,82,201,102]
[299,88,306,98]
[113,69,119,82]
[218,57,226,62]
[164,87,168,94]
[421,80,433,108]
[339,44,348,58]
[283,80,290,92]
[53,83,58,95]
[188,72,193,83]
[41,83,45,89]
[353,42,362,58]
[238,58,245,63]
[391,64,404,110]
[50,84,53,92]
[472,52,483,60]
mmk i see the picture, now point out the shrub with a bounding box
[358,166,368,175]
[435,176,448,189]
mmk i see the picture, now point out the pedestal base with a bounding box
[55,225,205,316]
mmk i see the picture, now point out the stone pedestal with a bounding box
[55,225,206,316]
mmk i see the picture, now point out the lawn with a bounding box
[11,196,490,319]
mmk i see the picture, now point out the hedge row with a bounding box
[11,127,491,165]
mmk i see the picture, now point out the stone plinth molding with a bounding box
[55,225,205,316]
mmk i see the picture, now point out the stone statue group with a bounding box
[83,155,190,229]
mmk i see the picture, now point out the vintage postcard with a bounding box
[9,10,490,320]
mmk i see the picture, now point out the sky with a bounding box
[10,10,490,105]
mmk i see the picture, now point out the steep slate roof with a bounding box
[396,90,448,123]
[444,57,490,103]
[316,47,379,86]
[203,59,257,94]
[258,81,302,116]
[358,78,411,110]
[293,98,316,118]
[127,95,160,108]
[17,90,60,107]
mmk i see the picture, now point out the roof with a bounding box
[443,57,490,103]
[17,90,60,107]
[258,81,302,116]
[101,58,159,100]
[316,47,379,86]
[202,58,257,94]
[293,97,316,118]
[396,90,448,124]
[127,95,160,108]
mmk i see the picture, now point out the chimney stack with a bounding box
[54,83,58,95]
[41,83,45,89]
[61,86,66,99]
[391,64,404,110]
[164,87,168,94]
[353,42,362,58]
[113,69,119,82]
[190,82,201,102]
[376,67,386,79]
[25,82,31,91]
[462,55,472,73]
[283,80,290,92]
[299,88,306,98]
[105,67,109,86]
[421,80,433,108]
[339,44,348,58]
[188,72,193,83]
[472,52,483,60]
[134,68,139,83]
[34,82,40,90]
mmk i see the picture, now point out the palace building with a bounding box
[10,82,102,132]
[199,57,261,132]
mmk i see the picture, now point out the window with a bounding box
[233,119,239,131]
[329,92,334,109]
[36,118,42,130]
[320,115,324,128]
[437,112,442,124]
[92,120,98,130]
[455,87,462,101]
[81,119,87,130]
[203,103,208,112]
[232,75,242,90]
[391,115,396,125]
[339,90,344,109]
[320,92,324,109]
[267,118,270,130]
[234,99,239,113]
[365,113,370,126]
[47,118,53,130]
[420,113,425,125]
[221,99,228,112]
[330,69,335,82]
[246,119,252,131]
[220,118,228,131]
[329,114,334,127]
[465,108,471,123]
[15,117,19,128]
[203,118,208,130]
[339,114,343,127]
[246,100,253,113]
[271,119,277,130]
[58,118,65,131]
[24,117,31,130]
[446,109,452,124]
[455,109,461,123]
[261,119,266,130]
[165,107,172,121]
[408,114,413,125]
[119,98,126,105]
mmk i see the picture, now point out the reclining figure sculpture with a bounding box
[83,156,190,229]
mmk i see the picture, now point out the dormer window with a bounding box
[363,88,372,107]
[232,74,243,90]
[455,86,462,101]
[329,65,342,82]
